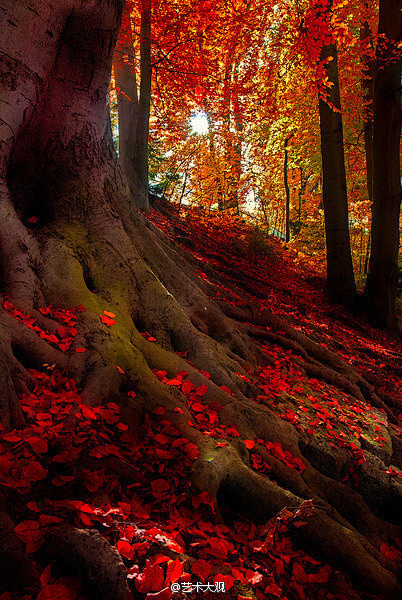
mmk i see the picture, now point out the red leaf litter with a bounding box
[2,201,402,600]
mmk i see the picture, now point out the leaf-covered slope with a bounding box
[1,203,401,600]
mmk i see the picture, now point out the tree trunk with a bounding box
[284,135,293,243]
[318,37,357,307]
[360,14,375,206]
[114,0,151,211]
[0,2,402,599]
[365,0,402,331]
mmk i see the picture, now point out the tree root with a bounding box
[45,525,131,600]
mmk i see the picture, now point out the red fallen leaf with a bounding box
[116,422,128,431]
[149,555,170,566]
[3,300,13,311]
[56,326,68,338]
[80,469,103,492]
[128,391,136,398]
[292,563,307,584]
[154,433,170,445]
[214,574,235,591]
[100,314,115,326]
[28,216,39,224]
[231,568,247,584]
[380,543,402,561]
[75,347,87,353]
[118,502,131,519]
[174,407,184,414]
[81,405,97,420]
[263,583,283,597]
[2,433,22,442]
[181,381,194,395]
[245,570,263,585]
[205,538,232,559]
[195,384,208,396]
[151,479,170,494]
[145,588,171,600]
[39,515,63,527]
[308,564,332,583]
[40,564,52,587]
[165,559,184,585]
[52,475,76,486]
[191,402,205,412]
[215,442,228,448]
[220,385,232,394]
[192,491,215,511]
[14,520,45,552]
[26,436,48,454]
[116,365,125,374]
[244,440,255,449]
[26,460,48,481]
[14,520,41,541]
[36,582,78,600]
[117,539,135,560]
[192,559,211,581]
[184,442,199,460]
[104,310,116,318]
[77,304,86,312]
[153,406,166,415]
[135,564,165,594]
[165,538,183,553]
[166,378,182,386]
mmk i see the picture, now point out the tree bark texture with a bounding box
[318,38,357,307]
[365,0,402,330]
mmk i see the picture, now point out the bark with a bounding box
[0,1,401,599]
[284,135,293,243]
[365,0,402,331]
[115,0,151,211]
[360,14,375,206]
[318,37,357,307]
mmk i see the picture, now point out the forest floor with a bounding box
[1,203,401,600]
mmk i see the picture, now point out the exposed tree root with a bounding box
[223,303,397,421]
[45,525,131,600]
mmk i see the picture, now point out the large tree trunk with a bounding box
[365,0,402,331]
[114,0,151,211]
[0,2,402,599]
[318,38,357,307]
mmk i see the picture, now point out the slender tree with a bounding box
[316,1,357,306]
[365,0,402,330]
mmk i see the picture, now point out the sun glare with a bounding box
[190,111,209,135]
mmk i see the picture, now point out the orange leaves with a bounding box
[194,85,203,103]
